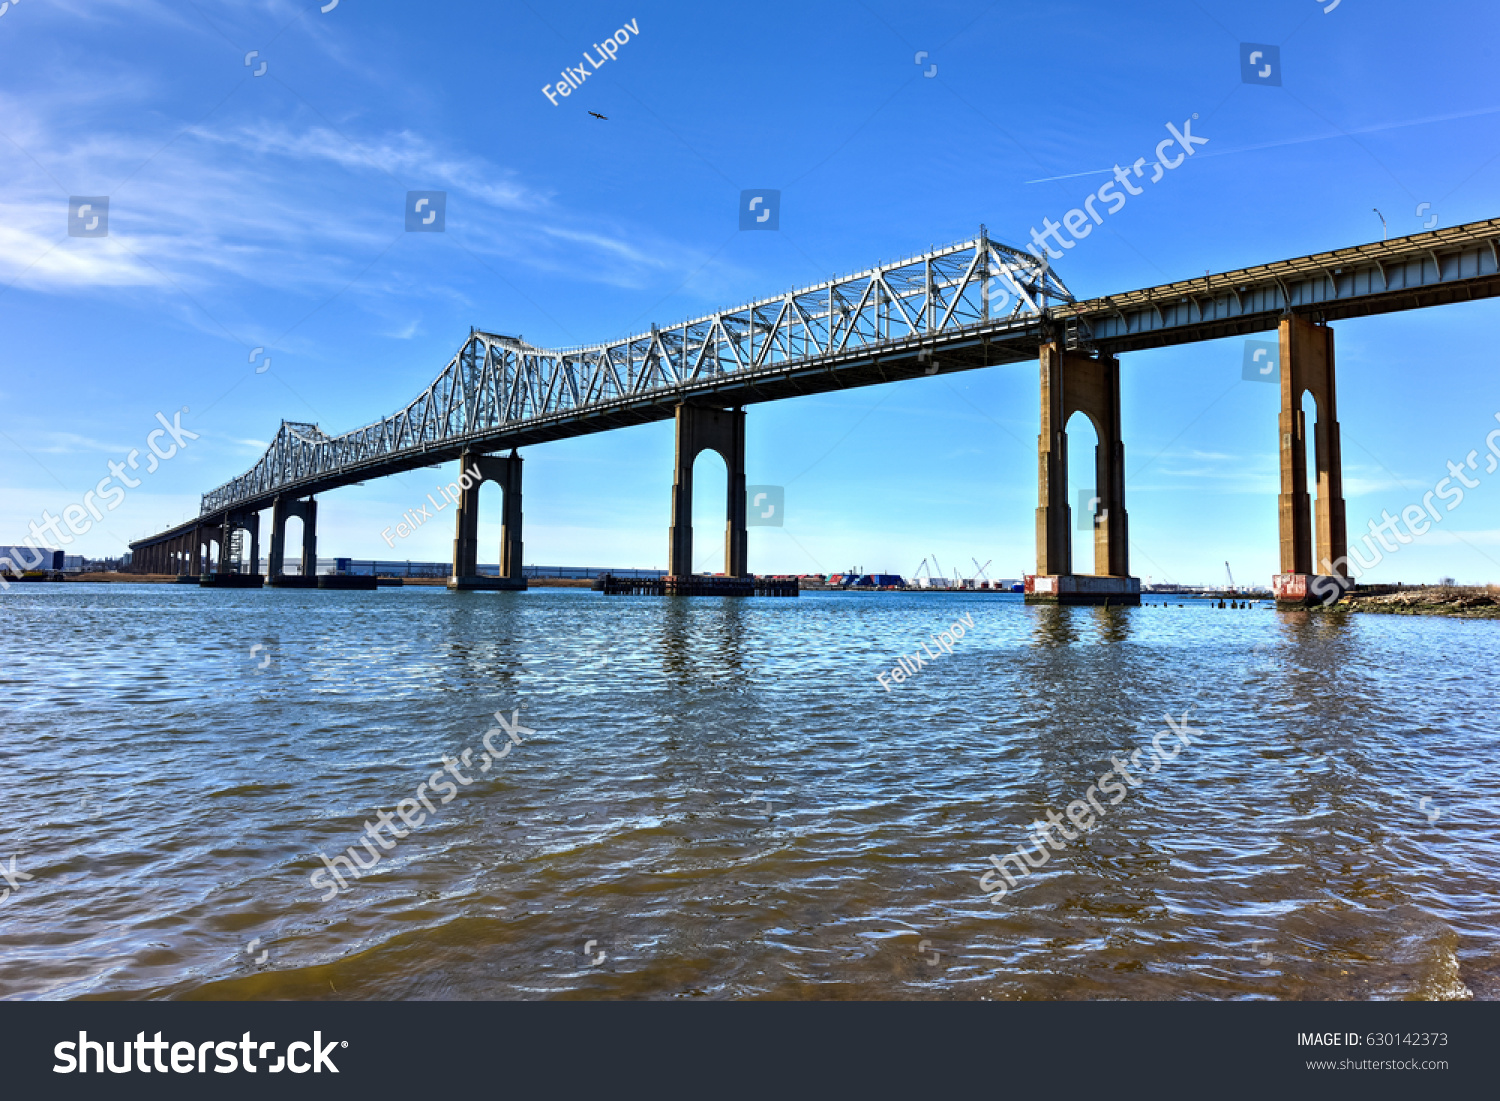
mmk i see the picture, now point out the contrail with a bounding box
[1024,104,1500,183]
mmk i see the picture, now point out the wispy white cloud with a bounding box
[24,431,136,455]
[380,318,421,340]
[0,93,728,312]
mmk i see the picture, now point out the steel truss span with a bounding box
[198,231,1071,517]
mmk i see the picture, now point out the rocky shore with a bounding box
[1345,586,1500,619]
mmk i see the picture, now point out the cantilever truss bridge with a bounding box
[159,216,1500,534]
[198,229,1073,516]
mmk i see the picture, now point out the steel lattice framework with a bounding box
[199,231,1072,515]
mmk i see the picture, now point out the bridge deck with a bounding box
[131,218,1500,551]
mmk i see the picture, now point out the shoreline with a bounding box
[53,573,605,588]
[1344,586,1500,619]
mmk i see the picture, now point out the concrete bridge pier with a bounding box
[219,513,259,579]
[1274,315,1349,606]
[267,497,318,587]
[668,402,747,579]
[197,526,218,577]
[172,526,205,580]
[1026,341,1140,606]
[449,450,525,591]
[202,510,263,587]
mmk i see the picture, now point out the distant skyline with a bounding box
[3,0,1499,585]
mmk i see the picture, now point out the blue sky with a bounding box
[2,0,1498,585]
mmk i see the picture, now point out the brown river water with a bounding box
[1,585,1495,1001]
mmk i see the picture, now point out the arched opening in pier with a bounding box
[1300,389,1319,571]
[473,477,504,577]
[690,448,729,575]
[280,518,304,574]
[1065,409,1102,575]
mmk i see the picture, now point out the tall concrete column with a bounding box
[1092,355,1129,579]
[1278,315,1347,580]
[449,450,524,590]
[724,422,748,580]
[500,453,523,581]
[1035,344,1129,578]
[668,403,747,578]
[452,464,480,580]
[1036,344,1072,577]
[300,499,318,576]
[269,500,287,577]
[235,511,261,576]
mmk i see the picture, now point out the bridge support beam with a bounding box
[449,450,525,591]
[1027,342,1139,606]
[204,510,263,586]
[268,497,317,584]
[243,513,261,577]
[198,526,218,577]
[1274,315,1348,605]
[174,526,201,579]
[668,403,747,580]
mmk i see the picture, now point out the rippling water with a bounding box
[1,584,1496,1001]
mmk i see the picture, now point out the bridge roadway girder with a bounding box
[128,218,1500,556]
[1067,219,1500,354]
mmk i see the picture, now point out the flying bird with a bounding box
[588,111,608,120]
